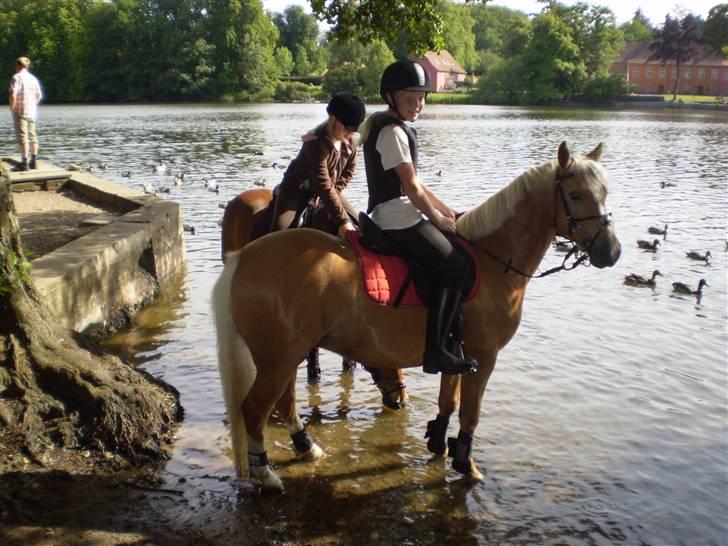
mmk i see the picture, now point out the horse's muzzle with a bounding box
[588,232,621,268]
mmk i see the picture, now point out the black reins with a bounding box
[480,162,612,280]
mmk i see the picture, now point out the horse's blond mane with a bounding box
[456,156,608,241]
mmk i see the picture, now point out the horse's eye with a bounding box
[569,191,582,200]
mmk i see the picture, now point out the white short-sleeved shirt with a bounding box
[370,124,423,230]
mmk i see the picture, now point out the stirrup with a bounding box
[422,354,476,375]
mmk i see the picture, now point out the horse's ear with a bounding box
[586,143,604,162]
[557,141,570,169]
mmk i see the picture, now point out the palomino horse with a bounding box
[220,188,408,409]
[213,142,621,490]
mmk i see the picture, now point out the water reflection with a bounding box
[3,103,726,545]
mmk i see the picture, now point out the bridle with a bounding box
[480,160,612,279]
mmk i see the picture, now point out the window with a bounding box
[658,67,666,79]
[698,69,705,79]
[647,66,654,77]
[632,67,640,79]
[683,84,692,93]
[711,69,718,80]
[685,68,692,79]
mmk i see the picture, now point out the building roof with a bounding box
[615,42,728,66]
[415,50,467,74]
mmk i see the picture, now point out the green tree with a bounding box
[322,61,363,97]
[521,12,586,102]
[274,46,294,76]
[309,0,445,54]
[475,55,527,103]
[650,14,704,100]
[357,40,396,99]
[206,0,280,99]
[702,4,728,54]
[438,1,478,72]
[273,5,325,76]
[620,8,654,43]
[470,4,531,58]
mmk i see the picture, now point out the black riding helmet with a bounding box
[379,60,431,112]
[326,92,367,131]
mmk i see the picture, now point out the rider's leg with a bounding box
[386,221,476,375]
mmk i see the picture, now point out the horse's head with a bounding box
[553,141,621,268]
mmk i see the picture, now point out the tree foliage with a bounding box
[620,8,654,43]
[702,4,728,54]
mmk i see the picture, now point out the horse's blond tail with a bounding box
[212,250,256,478]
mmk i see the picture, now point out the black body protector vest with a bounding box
[363,113,418,214]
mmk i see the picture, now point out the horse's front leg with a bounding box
[425,374,460,455]
[451,351,497,481]
[275,376,324,461]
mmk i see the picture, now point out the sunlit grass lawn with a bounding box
[662,94,726,104]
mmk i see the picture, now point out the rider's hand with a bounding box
[440,207,457,220]
[433,215,457,234]
[338,221,355,238]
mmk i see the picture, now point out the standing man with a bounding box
[8,57,43,172]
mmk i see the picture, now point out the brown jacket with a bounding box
[279,122,356,228]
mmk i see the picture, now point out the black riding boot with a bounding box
[422,288,477,375]
[306,347,321,382]
[12,158,28,172]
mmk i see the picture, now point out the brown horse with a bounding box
[220,187,408,410]
[213,142,621,490]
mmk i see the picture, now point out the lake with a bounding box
[2,103,726,545]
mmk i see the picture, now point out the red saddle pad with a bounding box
[346,231,480,306]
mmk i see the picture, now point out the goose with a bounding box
[660,181,677,188]
[624,270,663,287]
[204,178,219,193]
[686,250,711,263]
[648,224,668,236]
[183,224,196,235]
[672,278,708,295]
[154,160,167,174]
[637,239,660,251]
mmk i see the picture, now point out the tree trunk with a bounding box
[0,172,181,476]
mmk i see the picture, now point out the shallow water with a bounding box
[2,103,727,545]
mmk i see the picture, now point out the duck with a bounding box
[97,162,109,171]
[686,250,711,263]
[637,239,660,250]
[648,224,668,236]
[68,164,83,172]
[158,186,171,194]
[253,177,267,187]
[624,270,663,287]
[174,173,184,186]
[280,154,292,160]
[672,278,708,295]
[660,181,677,188]
[142,182,155,194]
[183,224,196,235]
[218,202,228,209]
[436,170,442,176]
[121,170,132,178]
[154,160,167,174]
[204,178,219,193]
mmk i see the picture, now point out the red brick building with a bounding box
[611,42,728,97]
[411,50,468,92]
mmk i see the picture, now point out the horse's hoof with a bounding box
[251,465,284,492]
[463,460,484,482]
[297,442,324,461]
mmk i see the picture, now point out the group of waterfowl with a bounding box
[627,222,711,297]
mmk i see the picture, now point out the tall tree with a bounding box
[0,173,181,487]
[521,12,586,102]
[438,1,478,72]
[620,8,654,43]
[702,4,728,54]
[650,14,704,100]
[272,5,326,76]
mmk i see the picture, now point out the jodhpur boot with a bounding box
[12,158,28,172]
[422,288,477,375]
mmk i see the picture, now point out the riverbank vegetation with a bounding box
[0,1,725,106]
